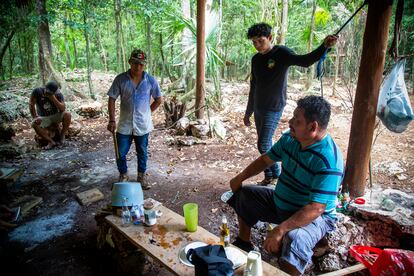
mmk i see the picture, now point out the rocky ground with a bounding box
[0,71,413,275]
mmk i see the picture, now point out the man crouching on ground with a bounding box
[29,81,71,149]
[227,96,343,275]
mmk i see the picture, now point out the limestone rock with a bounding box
[318,253,342,272]
[68,120,82,137]
[190,123,210,138]
[175,117,190,135]
[176,137,195,146]
[77,101,102,118]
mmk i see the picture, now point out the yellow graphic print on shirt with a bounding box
[268,59,275,69]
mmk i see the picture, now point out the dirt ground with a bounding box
[0,72,413,275]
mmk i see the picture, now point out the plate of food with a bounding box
[178,241,208,267]
[178,243,246,269]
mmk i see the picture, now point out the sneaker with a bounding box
[137,172,150,190]
[258,177,278,186]
[232,236,255,252]
[118,173,129,182]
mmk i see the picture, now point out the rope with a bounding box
[316,0,369,95]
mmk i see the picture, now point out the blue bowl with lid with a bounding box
[111,182,144,207]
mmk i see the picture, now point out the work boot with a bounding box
[258,177,278,186]
[118,173,129,182]
[137,172,150,190]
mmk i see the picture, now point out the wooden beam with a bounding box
[319,263,366,276]
[195,0,206,119]
[343,0,393,197]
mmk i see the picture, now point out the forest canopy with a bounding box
[0,0,413,101]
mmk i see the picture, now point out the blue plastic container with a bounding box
[111,182,144,207]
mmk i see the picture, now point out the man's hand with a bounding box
[229,174,243,192]
[323,35,338,48]
[107,121,116,133]
[34,117,42,125]
[243,114,251,127]
[263,226,286,254]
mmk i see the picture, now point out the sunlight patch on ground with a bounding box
[9,202,78,245]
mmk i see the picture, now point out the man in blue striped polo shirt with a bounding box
[228,96,343,275]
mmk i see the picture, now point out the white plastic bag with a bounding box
[377,59,414,133]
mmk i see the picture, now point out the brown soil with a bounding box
[0,74,413,275]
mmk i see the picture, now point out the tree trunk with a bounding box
[63,11,72,69]
[412,59,414,95]
[343,0,393,198]
[95,28,108,72]
[305,0,316,90]
[69,13,78,68]
[278,0,288,45]
[83,4,95,100]
[195,0,206,119]
[0,30,15,79]
[159,33,172,83]
[181,0,192,92]
[145,17,152,72]
[114,0,125,72]
[8,45,14,79]
[332,46,340,96]
[36,0,68,93]
[24,33,34,74]
[273,0,279,42]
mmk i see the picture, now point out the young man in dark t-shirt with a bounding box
[29,81,71,149]
[244,23,337,185]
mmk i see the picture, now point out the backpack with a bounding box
[186,245,234,276]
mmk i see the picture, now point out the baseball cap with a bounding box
[45,81,59,93]
[129,49,146,64]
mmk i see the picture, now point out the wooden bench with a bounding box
[104,204,288,275]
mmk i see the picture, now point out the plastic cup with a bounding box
[183,203,198,232]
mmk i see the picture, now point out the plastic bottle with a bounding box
[131,204,143,225]
[220,215,230,247]
[121,197,131,227]
[381,197,396,211]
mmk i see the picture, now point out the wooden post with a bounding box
[343,0,393,197]
[195,0,206,120]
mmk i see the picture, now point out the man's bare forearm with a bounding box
[50,96,66,112]
[239,154,274,182]
[29,97,37,118]
[278,202,325,233]
[151,97,162,112]
[108,98,116,121]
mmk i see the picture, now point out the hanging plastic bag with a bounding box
[377,59,414,133]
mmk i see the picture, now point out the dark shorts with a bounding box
[227,185,293,226]
[227,185,337,274]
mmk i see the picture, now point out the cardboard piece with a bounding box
[13,195,43,216]
[76,188,104,206]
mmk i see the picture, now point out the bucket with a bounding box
[111,182,144,207]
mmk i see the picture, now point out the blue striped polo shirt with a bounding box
[266,131,344,218]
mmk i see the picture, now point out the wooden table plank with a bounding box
[318,263,366,276]
[105,205,287,276]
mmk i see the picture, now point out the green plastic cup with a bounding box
[183,203,198,232]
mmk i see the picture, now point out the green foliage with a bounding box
[1,0,412,98]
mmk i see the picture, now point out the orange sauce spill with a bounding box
[145,224,171,249]
[172,237,182,246]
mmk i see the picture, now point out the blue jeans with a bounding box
[116,132,149,174]
[254,109,283,178]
